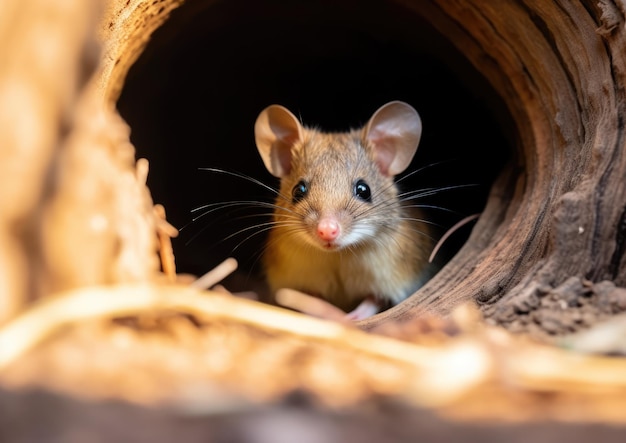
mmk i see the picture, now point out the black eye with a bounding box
[354,179,372,202]
[292,180,308,203]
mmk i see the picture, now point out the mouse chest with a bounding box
[338,246,421,304]
[265,245,345,298]
[265,234,423,307]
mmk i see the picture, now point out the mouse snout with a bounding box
[316,217,341,242]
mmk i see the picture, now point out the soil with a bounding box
[486,277,626,343]
[3,387,626,443]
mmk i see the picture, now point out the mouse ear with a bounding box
[362,101,422,176]
[254,105,303,177]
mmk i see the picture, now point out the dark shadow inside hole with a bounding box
[117,0,512,295]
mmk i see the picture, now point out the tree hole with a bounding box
[116,0,513,299]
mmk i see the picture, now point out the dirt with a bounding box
[487,277,626,342]
[3,387,626,443]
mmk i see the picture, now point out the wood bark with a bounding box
[2,0,626,333]
[94,0,626,336]
[95,0,626,335]
[364,0,626,332]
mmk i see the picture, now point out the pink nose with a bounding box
[317,218,340,242]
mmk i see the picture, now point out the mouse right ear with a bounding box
[254,105,303,177]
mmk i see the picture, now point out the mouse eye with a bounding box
[354,179,372,202]
[292,180,308,203]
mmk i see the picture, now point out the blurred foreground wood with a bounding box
[2,285,626,425]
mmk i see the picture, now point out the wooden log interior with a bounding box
[1,0,625,335]
[103,0,626,332]
[370,0,626,331]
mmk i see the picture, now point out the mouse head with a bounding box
[254,101,422,179]
[254,101,422,250]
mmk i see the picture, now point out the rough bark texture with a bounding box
[88,0,626,337]
[364,0,626,334]
[1,0,624,335]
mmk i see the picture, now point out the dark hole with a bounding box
[117,0,512,296]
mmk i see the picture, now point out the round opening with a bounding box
[116,0,513,300]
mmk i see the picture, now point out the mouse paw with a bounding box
[344,296,381,321]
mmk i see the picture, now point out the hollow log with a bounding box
[2,0,626,334]
[368,0,626,331]
[99,0,626,334]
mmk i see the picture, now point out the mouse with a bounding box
[253,101,439,320]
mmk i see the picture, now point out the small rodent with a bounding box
[254,101,438,320]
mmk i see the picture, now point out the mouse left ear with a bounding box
[362,101,422,176]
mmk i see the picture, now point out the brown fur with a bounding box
[256,102,437,313]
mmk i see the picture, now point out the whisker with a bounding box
[352,183,470,222]
[396,216,443,228]
[199,167,293,204]
[239,223,306,277]
[191,201,298,219]
[183,206,273,245]
[225,220,304,241]
[397,183,480,201]
[429,214,480,263]
[262,226,311,258]
[188,201,274,222]
[190,200,277,214]
[181,196,302,240]
[199,167,279,195]
[394,159,462,186]
[400,204,463,215]
[229,225,281,253]
[364,159,462,205]
[362,182,477,222]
